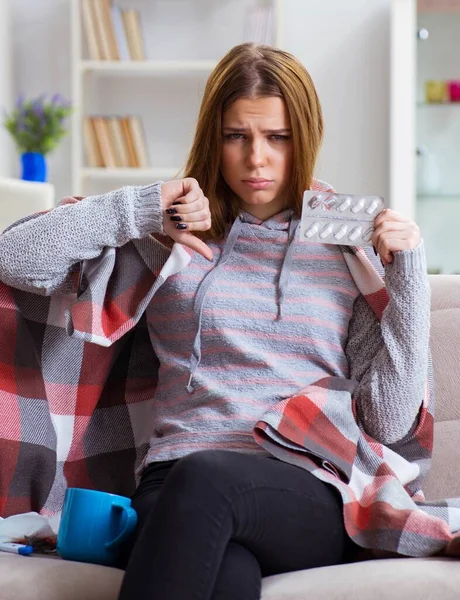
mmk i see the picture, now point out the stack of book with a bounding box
[243,3,275,45]
[84,116,149,168]
[81,0,146,60]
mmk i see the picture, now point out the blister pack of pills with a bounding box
[299,191,385,247]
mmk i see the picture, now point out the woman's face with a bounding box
[220,96,294,220]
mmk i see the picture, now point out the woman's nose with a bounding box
[245,140,267,169]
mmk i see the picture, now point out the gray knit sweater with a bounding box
[0,182,432,450]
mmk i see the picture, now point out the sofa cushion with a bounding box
[423,276,460,501]
[261,557,460,600]
[428,275,460,423]
[423,420,460,501]
[1,553,459,600]
[0,554,123,600]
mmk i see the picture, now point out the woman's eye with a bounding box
[223,133,291,141]
[224,133,245,140]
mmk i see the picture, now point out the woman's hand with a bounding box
[372,209,421,267]
[161,178,213,261]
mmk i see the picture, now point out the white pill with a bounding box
[365,199,382,215]
[350,198,366,214]
[362,227,374,242]
[337,198,352,212]
[305,222,320,238]
[319,223,334,239]
[308,196,321,209]
[348,226,363,241]
[333,224,348,240]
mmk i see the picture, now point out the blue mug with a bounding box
[57,488,137,566]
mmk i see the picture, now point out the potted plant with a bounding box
[3,93,72,182]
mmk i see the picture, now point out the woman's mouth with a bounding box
[242,179,273,190]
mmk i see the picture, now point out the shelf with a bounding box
[417,102,460,107]
[418,194,460,201]
[82,167,181,180]
[79,60,218,75]
[71,0,286,196]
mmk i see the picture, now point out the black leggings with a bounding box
[118,450,358,600]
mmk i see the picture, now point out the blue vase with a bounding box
[21,152,47,182]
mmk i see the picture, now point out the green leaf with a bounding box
[2,93,73,155]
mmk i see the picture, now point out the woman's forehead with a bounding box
[222,97,290,127]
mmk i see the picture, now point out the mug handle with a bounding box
[105,502,138,550]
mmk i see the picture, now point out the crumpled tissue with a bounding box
[0,512,61,553]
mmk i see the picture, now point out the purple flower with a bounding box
[15,94,25,109]
[50,93,71,108]
[50,93,62,105]
[31,94,46,117]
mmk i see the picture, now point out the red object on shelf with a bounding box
[448,81,460,102]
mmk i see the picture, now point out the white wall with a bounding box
[11,0,72,197]
[9,0,391,204]
[0,0,14,177]
[283,0,390,202]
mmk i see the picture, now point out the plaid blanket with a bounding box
[254,246,460,559]
[1,191,460,560]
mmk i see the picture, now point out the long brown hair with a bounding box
[182,42,324,240]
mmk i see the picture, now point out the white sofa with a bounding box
[0,176,55,232]
[1,275,460,600]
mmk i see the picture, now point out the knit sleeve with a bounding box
[0,182,164,296]
[345,241,432,445]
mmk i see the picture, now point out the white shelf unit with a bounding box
[79,60,220,74]
[391,0,460,273]
[71,0,285,196]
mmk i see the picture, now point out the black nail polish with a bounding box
[172,201,182,205]
[373,245,377,255]
[380,259,385,268]
[175,223,187,230]
[166,208,177,215]
[170,215,183,222]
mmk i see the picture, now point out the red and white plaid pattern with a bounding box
[1,181,458,560]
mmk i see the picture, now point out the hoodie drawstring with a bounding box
[186,212,299,393]
[277,216,299,319]
[186,215,245,393]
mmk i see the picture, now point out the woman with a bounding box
[0,43,429,599]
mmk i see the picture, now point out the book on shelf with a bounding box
[127,116,149,168]
[92,117,117,168]
[107,117,130,167]
[110,5,130,61]
[80,0,146,61]
[83,116,103,167]
[120,117,139,167]
[90,0,118,60]
[122,10,146,61]
[81,0,102,60]
[102,0,120,60]
[85,116,149,169]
